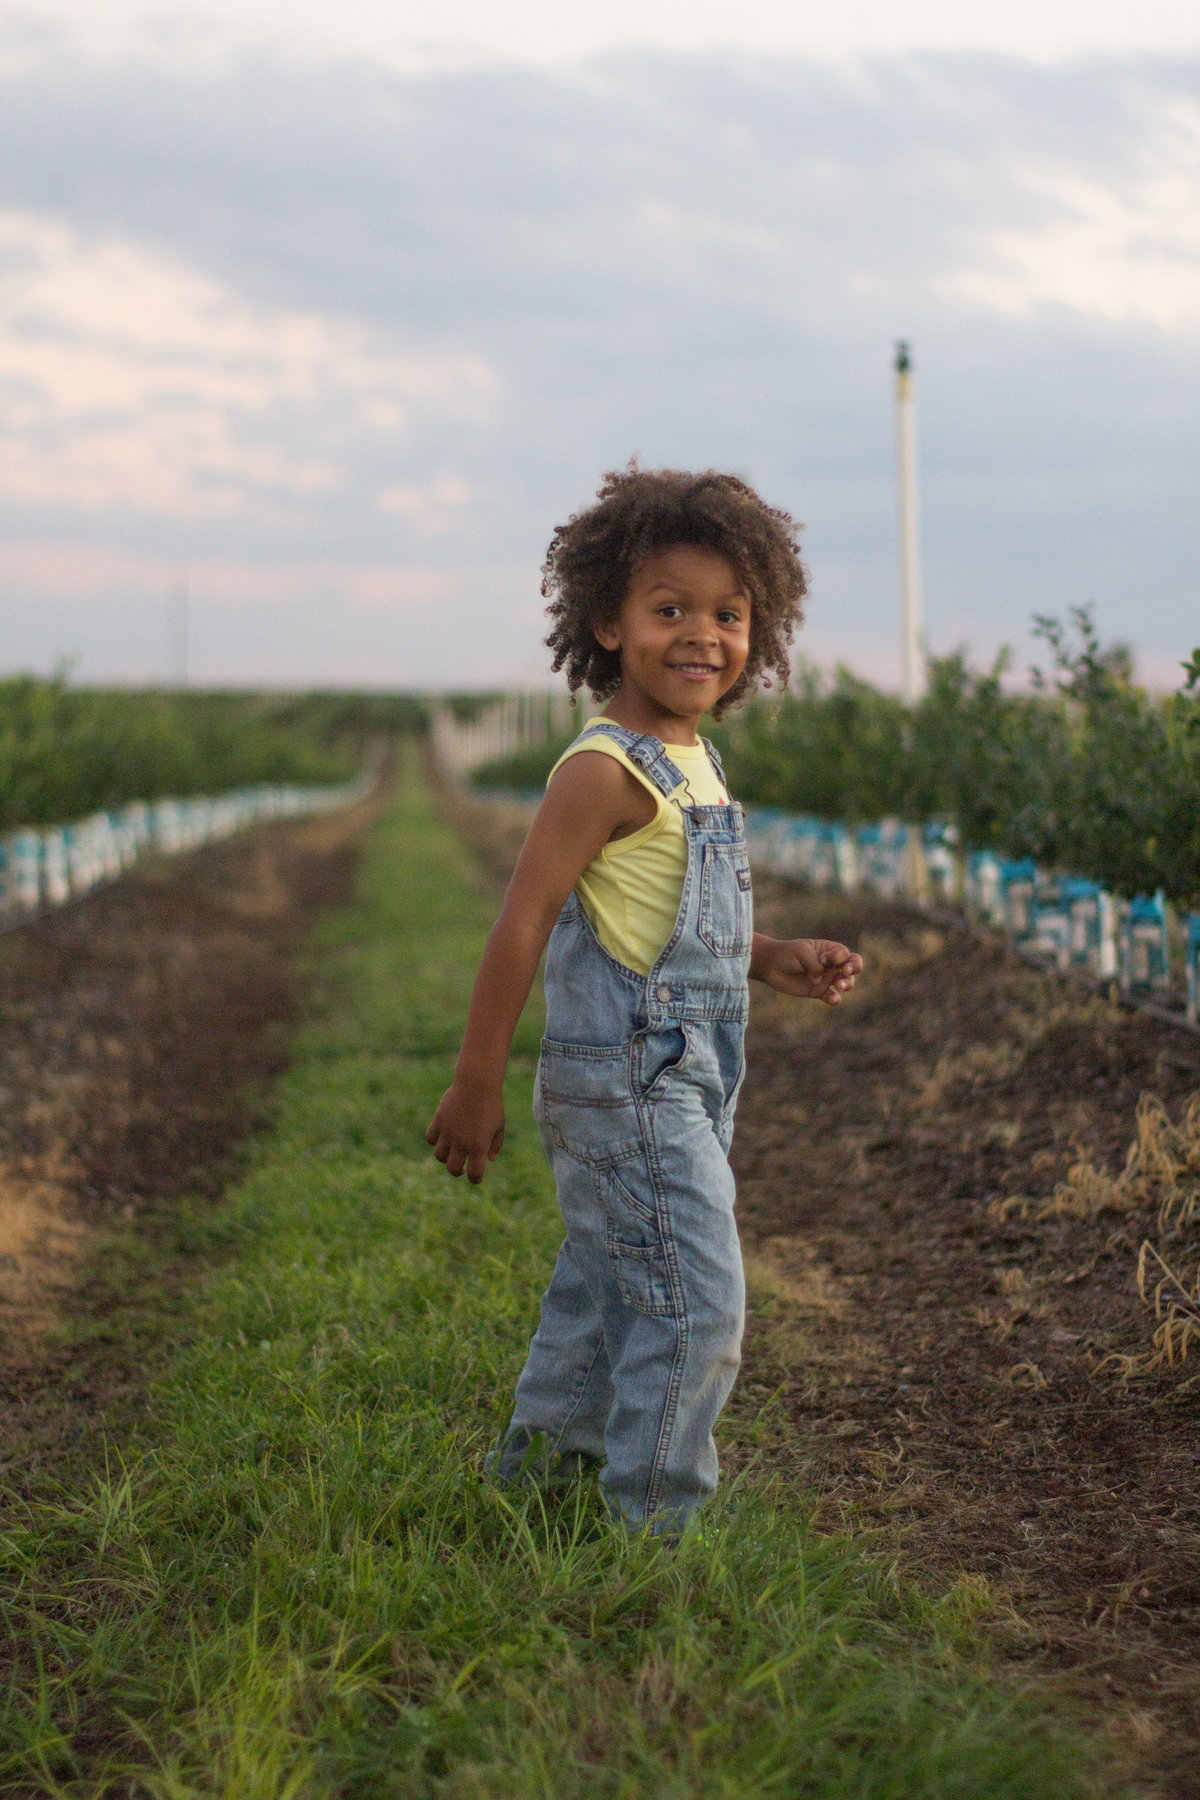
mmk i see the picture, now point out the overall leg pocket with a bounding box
[596,1164,677,1317]
[606,1235,676,1315]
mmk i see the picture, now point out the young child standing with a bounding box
[427,466,862,1535]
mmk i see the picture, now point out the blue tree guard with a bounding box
[781,816,823,882]
[1,777,367,926]
[856,822,907,898]
[923,822,959,904]
[1031,876,1071,968]
[1121,890,1171,993]
[999,858,1038,943]
[831,823,859,892]
[743,805,1185,1021]
[967,851,1004,927]
[1053,877,1117,977]
[854,822,882,886]
[1,832,43,912]
[1187,913,1200,1025]
[813,821,842,889]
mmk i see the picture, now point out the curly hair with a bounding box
[543,464,806,719]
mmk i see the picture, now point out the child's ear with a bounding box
[593,620,621,652]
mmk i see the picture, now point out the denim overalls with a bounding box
[492,720,752,1532]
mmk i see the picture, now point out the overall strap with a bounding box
[574,721,685,799]
[700,735,729,788]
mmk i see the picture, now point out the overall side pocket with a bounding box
[537,1039,643,1166]
[633,1023,692,1098]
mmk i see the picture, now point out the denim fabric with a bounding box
[491,721,751,1532]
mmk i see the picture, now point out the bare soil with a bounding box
[0,785,385,1474]
[733,881,1200,1798]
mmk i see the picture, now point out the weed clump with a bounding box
[996,1089,1200,1378]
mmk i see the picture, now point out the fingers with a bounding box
[793,940,827,979]
[812,940,863,1004]
[428,1124,498,1181]
[428,1124,466,1176]
[429,1129,456,1170]
[818,940,862,973]
[426,1084,504,1182]
[819,943,863,978]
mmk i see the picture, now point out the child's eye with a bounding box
[657,604,683,618]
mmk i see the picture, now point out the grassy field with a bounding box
[0,766,1124,1798]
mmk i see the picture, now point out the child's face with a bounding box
[594,545,751,721]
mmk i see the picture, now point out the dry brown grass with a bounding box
[914,986,1111,1116]
[739,1234,884,1406]
[1131,1241,1200,1371]
[917,1041,1027,1110]
[0,1162,89,1342]
[994,1088,1200,1377]
[994,1090,1200,1229]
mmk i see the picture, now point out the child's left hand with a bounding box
[750,935,863,1005]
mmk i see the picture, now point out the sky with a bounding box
[0,0,1198,690]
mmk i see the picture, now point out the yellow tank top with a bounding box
[548,724,731,976]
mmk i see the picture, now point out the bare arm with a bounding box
[425,753,655,1182]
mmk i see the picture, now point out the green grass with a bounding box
[0,763,1121,1798]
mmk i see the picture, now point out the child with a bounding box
[426,465,862,1534]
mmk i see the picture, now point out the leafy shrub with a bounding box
[0,681,421,830]
[471,614,1200,904]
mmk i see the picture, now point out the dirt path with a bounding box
[16,769,1190,1790]
[0,784,386,1472]
[732,880,1200,1798]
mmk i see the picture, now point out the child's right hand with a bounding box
[425,1079,506,1184]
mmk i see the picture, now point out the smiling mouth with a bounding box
[668,662,723,677]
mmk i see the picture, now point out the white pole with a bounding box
[894,342,924,704]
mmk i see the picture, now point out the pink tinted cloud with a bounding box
[0,211,494,518]
[0,539,455,611]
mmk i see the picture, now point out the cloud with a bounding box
[941,96,1200,332]
[377,475,475,533]
[2,538,455,610]
[6,0,1200,74]
[0,208,494,513]
[0,49,1199,686]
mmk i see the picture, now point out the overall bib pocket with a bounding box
[697,842,753,958]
